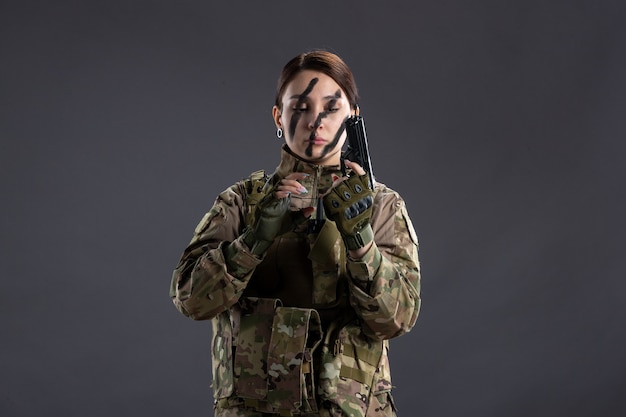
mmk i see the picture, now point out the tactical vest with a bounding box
[213,171,393,416]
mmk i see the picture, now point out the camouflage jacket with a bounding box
[170,146,421,416]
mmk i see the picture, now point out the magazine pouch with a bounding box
[267,306,323,413]
[318,322,390,417]
[234,297,281,400]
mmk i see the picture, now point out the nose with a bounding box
[307,111,325,131]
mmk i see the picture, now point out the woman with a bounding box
[170,50,421,417]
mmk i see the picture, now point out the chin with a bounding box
[307,152,340,166]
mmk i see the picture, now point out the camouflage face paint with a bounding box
[304,109,327,157]
[288,78,319,140]
[305,90,344,158]
[322,115,348,156]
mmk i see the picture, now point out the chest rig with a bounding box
[238,170,349,318]
[215,170,389,416]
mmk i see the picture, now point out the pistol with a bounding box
[342,115,375,189]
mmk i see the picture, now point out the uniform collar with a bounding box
[275,145,342,179]
[270,145,344,202]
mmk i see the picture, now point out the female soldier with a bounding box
[170,50,421,417]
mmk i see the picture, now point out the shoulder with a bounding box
[372,180,405,210]
[371,180,419,245]
[216,169,269,205]
[192,169,268,237]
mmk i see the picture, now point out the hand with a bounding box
[243,173,314,256]
[251,193,291,242]
[323,160,374,251]
[274,172,316,218]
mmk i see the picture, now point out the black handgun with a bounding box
[342,115,375,190]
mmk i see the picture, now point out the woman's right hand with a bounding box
[274,172,310,199]
[242,173,314,256]
[275,173,316,218]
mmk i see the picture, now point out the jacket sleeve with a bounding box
[169,184,262,320]
[345,185,422,340]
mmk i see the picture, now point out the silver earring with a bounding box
[276,128,283,139]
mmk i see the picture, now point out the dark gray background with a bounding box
[2,1,625,416]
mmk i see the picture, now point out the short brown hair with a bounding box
[274,50,359,110]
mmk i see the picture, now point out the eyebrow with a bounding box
[288,94,343,100]
[289,94,341,100]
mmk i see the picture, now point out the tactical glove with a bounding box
[323,173,374,251]
[241,192,290,256]
[241,192,310,257]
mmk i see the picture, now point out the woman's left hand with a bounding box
[323,159,374,257]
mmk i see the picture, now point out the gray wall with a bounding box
[2,1,625,416]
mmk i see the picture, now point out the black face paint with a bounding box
[288,78,319,139]
[305,111,327,157]
[305,89,343,158]
[321,115,347,157]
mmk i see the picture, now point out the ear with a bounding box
[272,105,282,129]
[353,104,360,116]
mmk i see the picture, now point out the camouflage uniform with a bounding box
[170,146,421,417]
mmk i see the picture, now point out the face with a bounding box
[273,70,355,165]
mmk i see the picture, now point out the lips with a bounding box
[309,136,326,145]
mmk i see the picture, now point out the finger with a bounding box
[301,206,315,218]
[280,178,308,188]
[343,159,365,176]
[331,172,349,187]
[274,190,292,200]
[277,179,308,195]
[284,172,311,181]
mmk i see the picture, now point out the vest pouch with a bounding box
[234,297,282,400]
[266,306,323,413]
[318,323,385,417]
[369,344,397,417]
[211,311,235,399]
